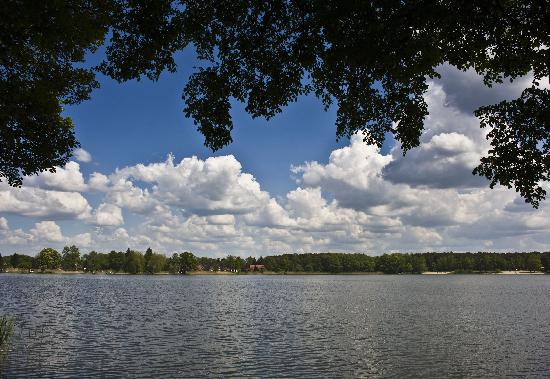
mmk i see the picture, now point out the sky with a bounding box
[1,54,549,257]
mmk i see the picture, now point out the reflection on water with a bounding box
[1,274,549,378]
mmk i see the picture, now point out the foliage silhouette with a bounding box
[2,248,550,274]
[1,1,548,204]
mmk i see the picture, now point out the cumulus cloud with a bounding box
[94,203,124,226]
[383,82,490,189]
[0,217,8,230]
[292,135,395,210]
[24,161,87,192]
[73,148,92,163]
[111,154,269,216]
[31,221,64,242]
[88,173,110,192]
[0,182,92,219]
[434,64,535,113]
[0,222,33,245]
[2,69,550,255]
[70,233,92,247]
[242,198,296,228]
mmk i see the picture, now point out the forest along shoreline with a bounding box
[0,270,545,276]
[1,249,549,275]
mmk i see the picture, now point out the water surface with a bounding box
[1,274,549,378]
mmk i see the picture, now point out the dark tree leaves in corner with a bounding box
[1,1,548,205]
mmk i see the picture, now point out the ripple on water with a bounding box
[1,274,550,378]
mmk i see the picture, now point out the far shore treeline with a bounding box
[0,247,549,274]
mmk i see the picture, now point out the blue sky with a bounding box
[67,50,353,198]
[1,57,549,256]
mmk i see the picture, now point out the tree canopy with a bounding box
[36,248,61,272]
[2,1,548,205]
[3,248,550,274]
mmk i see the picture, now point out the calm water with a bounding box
[0,274,549,378]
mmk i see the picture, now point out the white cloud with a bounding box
[2,69,550,255]
[0,217,8,230]
[434,64,535,113]
[94,203,124,226]
[111,154,270,216]
[242,198,296,228]
[24,161,87,192]
[383,82,489,188]
[88,172,110,192]
[73,148,92,163]
[0,226,33,245]
[31,221,64,242]
[70,233,92,247]
[206,214,236,225]
[107,178,156,213]
[292,135,395,210]
[0,183,92,219]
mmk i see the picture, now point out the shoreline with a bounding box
[1,270,547,276]
[423,270,545,275]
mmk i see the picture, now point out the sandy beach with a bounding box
[422,270,545,275]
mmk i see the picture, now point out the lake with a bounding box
[1,274,549,378]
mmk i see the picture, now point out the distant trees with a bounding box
[82,251,107,273]
[197,256,218,272]
[144,248,153,274]
[324,254,343,273]
[263,253,376,273]
[124,249,145,274]
[165,252,202,274]
[220,255,243,272]
[168,253,180,274]
[377,254,405,274]
[61,245,81,271]
[525,254,542,272]
[1,249,550,275]
[144,247,167,274]
[542,252,550,273]
[258,252,550,274]
[36,248,61,272]
[10,253,32,271]
[108,250,126,272]
[178,252,198,274]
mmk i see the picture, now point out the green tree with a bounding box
[541,252,550,273]
[377,254,405,274]
[1,0,112,186]
[0,253,5,273]
[410,255,427,274]
[61,245,81,271]
[108,250,126,272]
[245,256,256,267]
[124,249,145,274]
[525,254,542,272]
[179,252,198,274]
[11,254,33,271]
[323,254,343,273]
[460,254,475,271]
[36,248,61,272]
[198,256,219,271]
[10,253,19,269]
[435,254,457,272]
[2,2,548,206]
[144,247,154,274]
[168,253,180,274]
[83,251,98,273]
[148,253,166,274]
